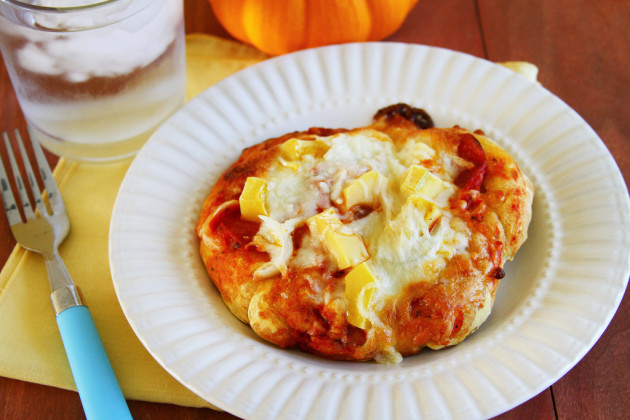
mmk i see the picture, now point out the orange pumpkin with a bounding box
[208,0,419,55]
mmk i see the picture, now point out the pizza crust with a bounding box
[474,133,534,260]
[196,104,534,363]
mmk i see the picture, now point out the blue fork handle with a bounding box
[56,305,132,420]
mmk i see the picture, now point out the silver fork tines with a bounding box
[0,129,73,306]
[1,130,62,222]
[0,134,23,227]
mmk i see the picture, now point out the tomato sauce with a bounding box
[211,203,261,250]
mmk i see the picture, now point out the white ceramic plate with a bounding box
[109,43,630,420]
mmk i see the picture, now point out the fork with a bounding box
[0,130,132,420]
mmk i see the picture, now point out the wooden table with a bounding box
[1,1,628,418]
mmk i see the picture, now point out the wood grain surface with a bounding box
[0,0,628,418]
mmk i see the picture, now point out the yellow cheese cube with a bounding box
[341,171,388,210]
[325,230,369,270]
[278,158,300,171]
[306,208,339,235]
[407,195,442,228]
[401,165,448,199]
[419,174,449,199]
[410,141,436,161]
[307,209,369,270]
[344,261,377,329]
[401,164,428,194]
[239,177,269,221]
[279,138,329,161]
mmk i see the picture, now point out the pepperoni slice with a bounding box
[455,133,487,191]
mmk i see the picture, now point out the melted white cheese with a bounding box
[253,216,302,278]
[259,129,470,302]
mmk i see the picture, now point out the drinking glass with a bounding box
[0,0,186,161]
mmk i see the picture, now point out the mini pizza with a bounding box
[196,103,534,363]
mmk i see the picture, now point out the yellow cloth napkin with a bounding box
[0,34,266,408]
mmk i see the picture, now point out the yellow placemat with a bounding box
[0,33,266,408]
